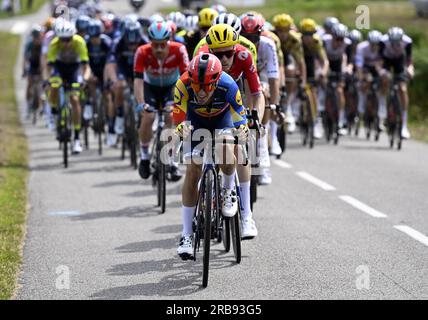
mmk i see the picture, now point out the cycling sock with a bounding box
[239,181,252,220]
[74,128,80,140]
[357,91,366,114]
[339,110,346,127]
[108,117,115,134]
[182,205,196,236]
[269,120,278,144]
[222,172,235,190]
[317,87,326,112]
[403,110,408,127]
[140,143,150,160]
[117,106,124,117]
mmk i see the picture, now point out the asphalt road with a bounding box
[1,1,427,300]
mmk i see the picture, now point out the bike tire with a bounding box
[202,170,213,288]
[159,161,166,214]
[222,217,231,252]
[250,173,258,211]
[230,208,241,264]
[277,123,286,159]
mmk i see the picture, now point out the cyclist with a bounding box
[23,25,44,119]
[174,53,250,259]
[272,13,307,135]
[167,11,186,35]
[183,8,218,59]
[196,24,263,239]
[104,21,148,146]
[134,21,190,181]
[75,15,91,38]
[193,12,258,64]
[355,30,385,128]
[211,3,227,14]
[44,19,91,154]
[379,27,414,139]
[166,20,185,44]
[318,16,339,39]
[323,23,352,135]
[84,19,113,133]
[241,13,280,185]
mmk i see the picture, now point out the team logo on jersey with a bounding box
[235,90,242,105]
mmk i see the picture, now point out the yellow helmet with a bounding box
[272,14,294,29]
[198,8,219,28]
[300,18,317,33]
[206,24,238,49]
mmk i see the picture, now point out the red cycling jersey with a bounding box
[196,44,262,95]
[134,41,189,87]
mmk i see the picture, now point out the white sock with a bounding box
[182,205,195,236]
[402,110,408,128]
[339,110,346,127]
[222,172,235,190]
[269,120,278,144]
[357,91,366,114]
[239,181,252,220]
[287,92,297,116]
[317,87,326,112]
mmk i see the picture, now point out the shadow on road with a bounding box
[72,205,161,220]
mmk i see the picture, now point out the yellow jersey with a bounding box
[47,34,89,64]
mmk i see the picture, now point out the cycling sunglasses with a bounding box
[152,41,168,49]
[60,37,72,43]
[211,50,235,60]
[242,33,260,44]
[190,81,217,93]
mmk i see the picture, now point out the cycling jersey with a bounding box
[86,34,112,79]
[134,41,189,87]
[302,33,327,79]
[196,44,262,95]
[323,34,352,72]
[173,71,247,127]
[257,35,279,82]
[193,35,258,64]
[355,41,382,69]
[276,30,303,64]
[24,40,42,74]
[42,30,55,55]
[261,30,284,67]
[47,34,89,64]
[380,34,412,64]
[107,37,147,80]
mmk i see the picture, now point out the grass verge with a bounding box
[0,32,28,300]
[0,0,47,19]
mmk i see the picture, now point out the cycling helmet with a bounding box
[75,15,91,34]
[87,19,104,38]
[206,24,238,49]
[167,11,186,29]
[332,23,348,38]
[241,13,265,34]
[367,30,383,44]
[188,53,222,86]
[263,21,274,32]
[299,18,317,34]
[55,19,76,38]
[148,21,171,41]
[31,24,43,38]
[272,13,294,29]
[211,4,227,14]
[123,21,143,44]
[212,13,241,35]
[349,29,362,43]
[185,15,199,31]
[198,8,219,28]
[388,26,404,42]
[44,17,56,31]
[324,17,339,30]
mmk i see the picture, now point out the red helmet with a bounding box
[188,53,222,92]
[241,13,265,34]
[166,20,177,34]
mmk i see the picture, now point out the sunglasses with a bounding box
[302,31,316,36]
[152,41,168,49]
[60,37,72,43]
[242,33,260,44]
[200,27,210,33]
[190,81,217,93]
[211,50,235,59]
[334,37,344,42]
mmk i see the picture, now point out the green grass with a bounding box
[0,0,47,19]
[0,32,28,300]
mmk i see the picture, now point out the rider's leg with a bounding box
[139,110,155,159]
[337,81,346,130]
[70,93,82,141]
[181,161,202,236]
[378,70,389,121]
[112,79,126,135]
[26,75,33,116]
[399,81,410,138]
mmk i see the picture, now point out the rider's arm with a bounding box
[241,48,264,116]
[77,39,91,81]
[172,77,188,126]
[178,44,190,74]
[265,39,280,105]
[226,79,247,127]
[133,46,146,105]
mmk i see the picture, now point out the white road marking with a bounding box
[48,211,81,217]
[394,225,428,247]
[273,159,292,169]
[339,195,387,218]
[11,21,29,34]
[295,171,336,191]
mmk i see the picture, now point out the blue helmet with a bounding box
[123,21,143,44]
[87,19,104,38]
[75,15,91,34]
[147,21,171,41]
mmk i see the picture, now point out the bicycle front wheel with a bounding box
[202,170,213,288]
[230,210,241,264]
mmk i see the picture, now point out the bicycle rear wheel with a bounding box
[202,170,213,288]
[230,208,241,264]
[158,159,166,213]
[250,172,258,211]
[222,216,231,252]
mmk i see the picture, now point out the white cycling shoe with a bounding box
[270,139,282,156]
[83,104,93,121]
[222,188,238,217]
[401,126,411,139]
[72,139,83,154]
[177,235,194,260]
[106,133,118,147]
[258,168,272,185]
[241,218,258,240]
[114,116,125,135]
[314,120,323,139]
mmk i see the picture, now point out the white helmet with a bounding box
[149,13,165,24]
[167,11,185,29]
[55,19,76,38]
[185,15,199,32]
[212,13,241,34]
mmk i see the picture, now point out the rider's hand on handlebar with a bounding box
[234,124,249,142]
[175,121,193,140]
